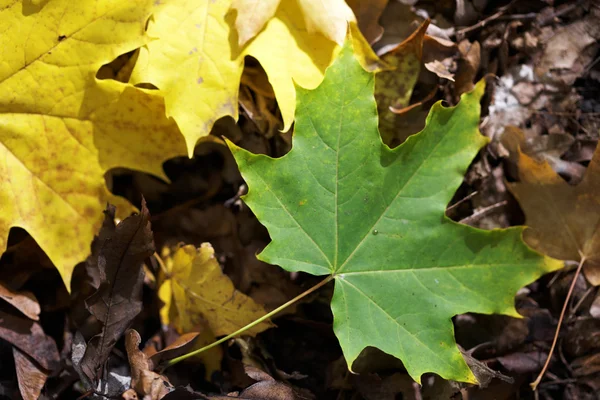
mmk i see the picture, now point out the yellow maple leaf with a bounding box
[158,243,273,336]
[0,0,188,289]
[230,0,280,46]
[231,0,355,46]
[131,0,377,156]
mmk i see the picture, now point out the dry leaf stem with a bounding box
[162,274,334,370]
[530,255,586,391]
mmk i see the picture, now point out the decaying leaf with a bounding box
[509,141,600,284]
[158,243,272,336]
[535,9,600,85]
[81,202,154,382]
[228,40,560,382]
[231,366,314,400]
[500,126,585,184]
[454,40,481,97]
[375,20,429,146]
[0,0,187,290]
[0,281,40,321]
[131,0,375,155]
[13,347,48,400]
[126,329,172,400]
[0,309,60,372]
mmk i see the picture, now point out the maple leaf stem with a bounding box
[162,274,335,370]
[530,255,586,391]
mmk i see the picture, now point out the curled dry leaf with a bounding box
[126,329,172,400]
[0,281,40,320]
[13,347,48,400]
[148,332,200,370]
[346,0,388,44]
[80,202,155,383]
[509,142,600,284]
[375,20,429,146]
[219,366,314,400]
[454,40,481,97]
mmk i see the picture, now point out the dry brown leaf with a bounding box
[346,0,388,44]
[454,40,480,97]
[126,329,172,400]
[81,201,155,383]
[535,9,600,85]
[13,347,48,400]
[0,309,59,371]
[500,126,585,184]
[148,332,200,370]
[422,35,457,82]
[509,142,600,284]
[0,281,40,320]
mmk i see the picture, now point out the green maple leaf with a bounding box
[227,42,561,383]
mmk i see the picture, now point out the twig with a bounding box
[531,256,587,391]
[569,286,595,318]
[446,191,478,213]
[458,200,508,225]
[454,1,515,38]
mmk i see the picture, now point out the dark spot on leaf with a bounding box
[58,35,66,41]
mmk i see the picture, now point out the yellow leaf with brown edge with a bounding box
[509,138,600,285]
[375,20,429,147]
[0,0,188,290]
[158,243,273,336]
[131,0,378,156]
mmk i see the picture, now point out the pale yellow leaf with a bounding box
[158,243,273,336]
[296,0,356,45]
[231,0,281,46]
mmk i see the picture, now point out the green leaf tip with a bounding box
[229,44,557,384]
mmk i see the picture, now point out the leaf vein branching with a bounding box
[251,165,333,270]
[336,132,450,274]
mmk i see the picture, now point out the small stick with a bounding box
[446,191,478,213]
[531,256,586,391]
[458,200,507,225]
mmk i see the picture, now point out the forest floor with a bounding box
[1,0,599,399]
